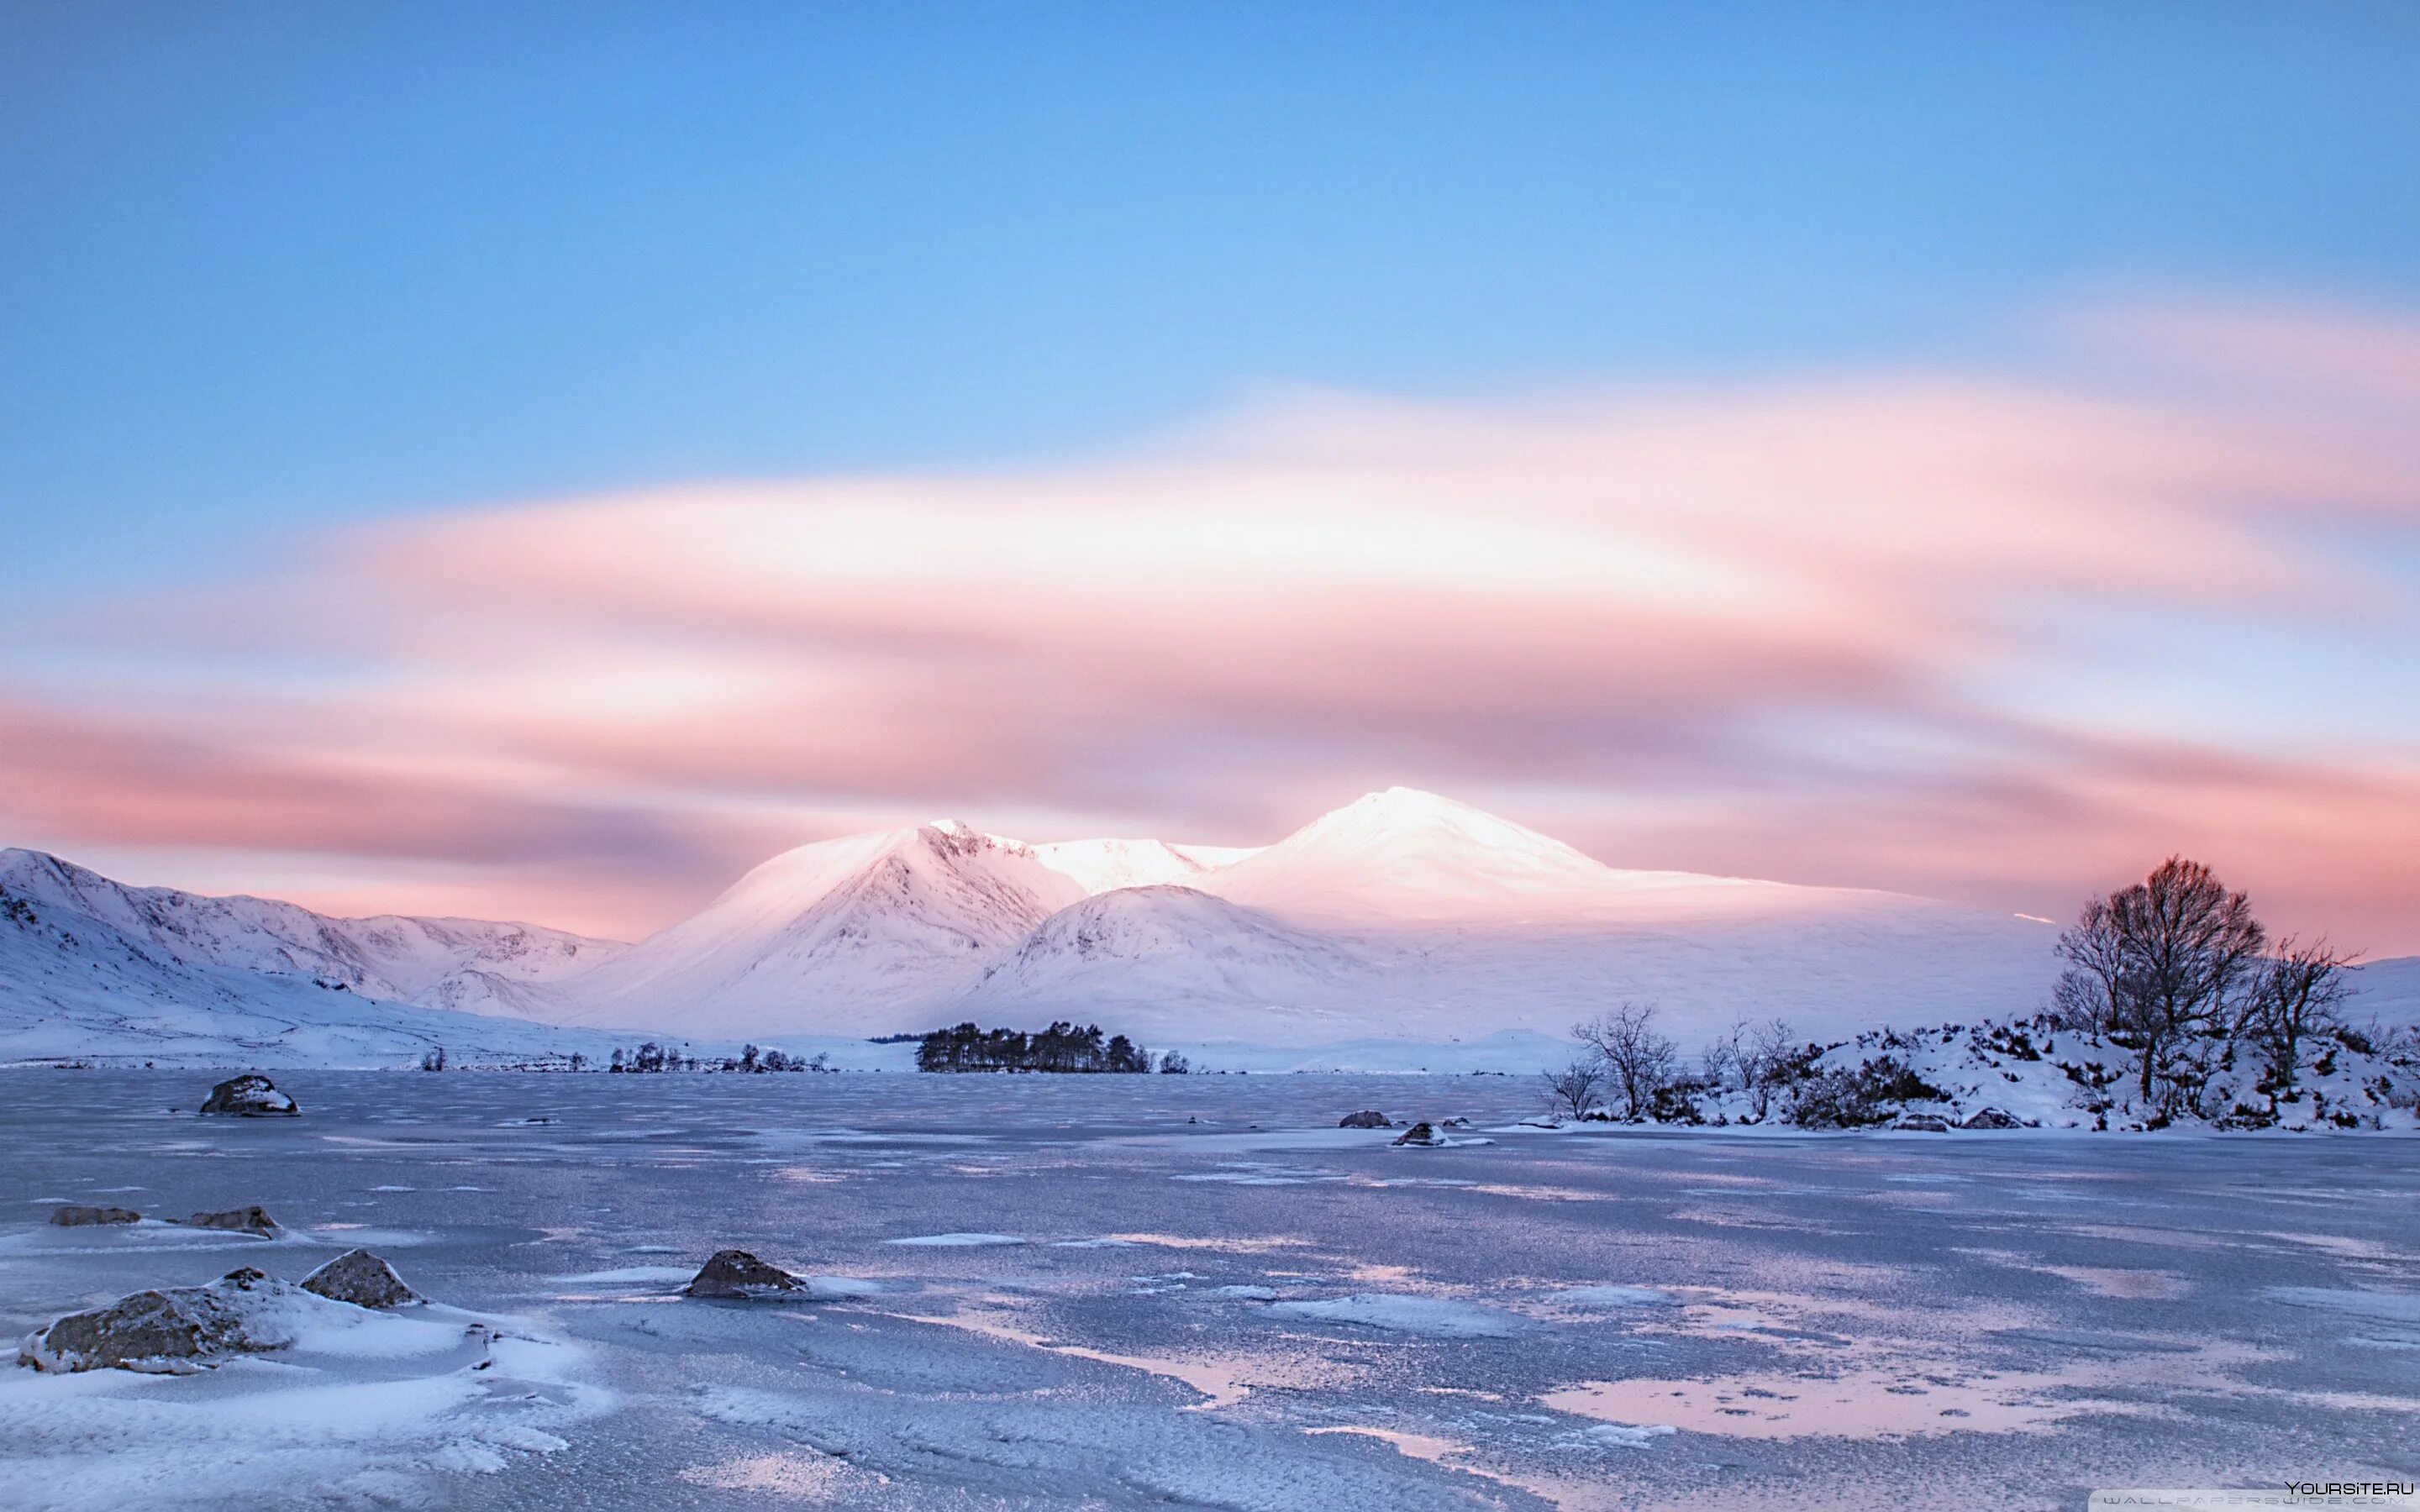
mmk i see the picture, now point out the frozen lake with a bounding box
[2,1070,2415,1509]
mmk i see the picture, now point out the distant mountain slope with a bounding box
[951,885,1378,1044]
[1030,837,1260,894]
[1195,788,1625,922]
[0,874,629,1067]
[551,822,1090,1037]
[2346,954,2420,1031]
[548,791,2060,1047]
[0,848,624,1018]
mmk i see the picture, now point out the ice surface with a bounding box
[1265,1294,1534,1339]
[2,1068,2416,1509]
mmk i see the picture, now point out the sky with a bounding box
[3,3,2417,950]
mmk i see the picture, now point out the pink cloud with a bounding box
[6,297,2417,948]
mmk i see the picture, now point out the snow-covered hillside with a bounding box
[1196,787,1642,921]
[551,822,1090,1037]
[954,885,1374,1045]
[1670,1016,2420,1133]
[0,849,623,1016]
[954,790,2062,1047]
[0,875,633,1067]
[1030,837,1260,895]
[528,787,2069,1047]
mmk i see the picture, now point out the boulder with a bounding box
[684,1249,804,1299]
[19,1267,293,1373]
[1960,1107,2023,1131]
[49,1205,140,1227]
[198,1075,299,1117]
[299,1248,417,1309]
[1392,1121,1444,1147]
[1338,1110,1391,1129]
[180,1205,280,1236]
[1893,1113,1950,1132]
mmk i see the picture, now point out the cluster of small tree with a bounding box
[2054,856,2358,1126]
[1544,1002,1812,1123]
[914,1021,1168,1074]
[713,1044,829,1074]
[608,1042,699,1073]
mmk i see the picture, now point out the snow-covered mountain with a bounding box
[955,885,1373,1045]
[8,791,2412,1067]
[544,788,2070,1047]
[1031,837,1260,895]
[550,822,1091,1037]
[0,861,634,1067]
[1195,787,1634,921]
[0,848,623,1016]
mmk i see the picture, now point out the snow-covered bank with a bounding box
[1581,1015,2420,1134]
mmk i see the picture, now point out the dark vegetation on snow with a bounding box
[914,1021,1185,1074]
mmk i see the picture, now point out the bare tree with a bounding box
[1739,1017,1797,1120]
[2053,895,2130,1035]
[1574,1002,1676,1122]
[2242,935,2356,1107]
[1702,1021,1744,1093]
[1542,1056,1606,1120]
[2079,857,2266,1109]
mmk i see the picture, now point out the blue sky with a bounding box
[7,2,2418,591]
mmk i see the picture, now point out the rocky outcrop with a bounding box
[49,1205,139,1226]
[1338,1110,1391,1129]
[18,1267,293,1373]
[1893,1113,1950,1132]
[299,1249,417,1309]
[684,1249,804,1299]
[180,1205,279,1236]
[1960,1107,2023,1130]
[20,1253,423,1373]
[198,1075,299,1117]
[1392,1122,1443,1147]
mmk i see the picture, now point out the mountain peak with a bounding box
[1197,789,1615,921]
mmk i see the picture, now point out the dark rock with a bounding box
[19,1268,291,1373]
[1960,1107,2023,1130]
[1392,1121,1444,1147]
[49,1205,140,1227]
[299,1248,417,1309]
[180,1205,280,1236]
[1438,1116,1472,1128]
[1338,1110,1391,1129]
[1893,1113,1950,1132]
[198,1075,298,1117]
[684,1249,803,1299]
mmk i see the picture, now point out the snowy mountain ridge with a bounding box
[0,848,624,1016]
[5,791,2416,1066]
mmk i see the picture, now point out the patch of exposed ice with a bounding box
[883,1232,1025,1247]
[549,1265,696,1287]
[1264,1293,1530,1339]
[1172,1163,1347,1186]
[2267,1287,2420,1327]
[1559,1284,1676,1309]
[1565,1421,1677,1449]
